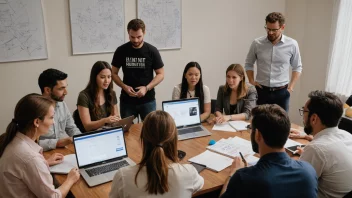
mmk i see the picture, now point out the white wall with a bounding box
[0,0,286,133]
[285,0,334,124]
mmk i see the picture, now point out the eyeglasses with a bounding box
[298,107,309,116]
[264,26,280,33]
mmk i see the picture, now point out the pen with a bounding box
[239,152,248,167]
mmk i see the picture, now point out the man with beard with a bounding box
[297,90,352,198]
[38,69,81,151]
[111,19,164,121]
[245,12,302,112]
[220,104,317,198]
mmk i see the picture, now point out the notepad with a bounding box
[206,136,255,159]
[188,150,233,172]
[49,154,78,174]
[212,123,237,132]
[284,138,303,148]
[246,155,259,166]
[228,121,249,131]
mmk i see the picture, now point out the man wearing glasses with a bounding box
[245,12,302,112]
[296,90,352,198]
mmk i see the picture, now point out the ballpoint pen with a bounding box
[239,152,248,167]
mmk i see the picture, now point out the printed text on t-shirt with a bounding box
[126,57,146,68]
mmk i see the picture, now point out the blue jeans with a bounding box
[256,86,290,112]
[120,100,156,121]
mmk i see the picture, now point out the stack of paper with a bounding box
[206,136,255,158]
[49,154,78,174]
[229,121,249,131]
[188,150,233,172]
[246,155,259,166]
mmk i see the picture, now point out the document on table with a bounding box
[246,155,259,166]
[229,121,249,131]
[207,136,255,158]
[212,123,237,132]
[49,154,78,174]
[188,150,233,172]
[284,138,303,148]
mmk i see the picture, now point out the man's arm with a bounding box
[288,71,301,93]
[220,157,245,197]
[245,41,262,88]
[136,67,165,98]
[63,103,81,136]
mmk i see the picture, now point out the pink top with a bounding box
[0,132,62,198]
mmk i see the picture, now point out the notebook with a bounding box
[188,150,233,172]
[162,98,211,140]
[73,127,135,187]
[206,136,255,158]
[49,154,78,174]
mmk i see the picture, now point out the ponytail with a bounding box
[0,120,19,157]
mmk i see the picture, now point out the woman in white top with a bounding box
[0,94,80,198]
[172,61,211,121]
[110,110,204,198]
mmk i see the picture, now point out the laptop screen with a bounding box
[74,127,127,167]
[162,98,201,127]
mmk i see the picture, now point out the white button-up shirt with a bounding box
[300,127,352,198]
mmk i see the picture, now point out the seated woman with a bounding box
[77,61,120,132]
[215,64,257,123]
[0,93,80,197]
[109,110,204,197]
[172,62,211,121]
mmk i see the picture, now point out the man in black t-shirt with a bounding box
[111,19,164,121]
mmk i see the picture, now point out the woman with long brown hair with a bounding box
[214,64,257,123]
[76,61,120,132]
[109,110,204,197]
[0,94,80,197]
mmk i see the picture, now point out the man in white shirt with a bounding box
[297,90,352,198]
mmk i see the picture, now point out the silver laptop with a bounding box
[162,98,211,140]
[103,115,135,132]
[73,127,135,187]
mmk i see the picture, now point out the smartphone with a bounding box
[191,162,206,173]
[286,145,306,153]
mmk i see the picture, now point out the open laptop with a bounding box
[162,98,211,140]
[73,127,135,187]
[103,115,135,132]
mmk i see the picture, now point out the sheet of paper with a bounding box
[284,138,303,148]
[212,123,236,132]
[188,150,233,172]
[229,121,249,131]
[245,155,259,166]
[207,136,255,158]
[49,154,78,174]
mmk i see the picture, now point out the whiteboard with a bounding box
[138,0,182,50]
[69,0,125,55]
[0,0,48,63]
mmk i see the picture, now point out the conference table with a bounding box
[43,122,308,198]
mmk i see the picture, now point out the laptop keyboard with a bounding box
[86,160,129,177]
[178,126,203,135]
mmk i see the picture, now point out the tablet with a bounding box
[286,145,306,153]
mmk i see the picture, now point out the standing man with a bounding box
[245,12,302,112]
[297,90,352,198]
[111,19,164,121]
[38,69,81,151]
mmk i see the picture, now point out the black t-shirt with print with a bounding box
[111,42,164,104]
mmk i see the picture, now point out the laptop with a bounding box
[73,127,135,187]
[162,98,211,140]
[103,115,135,132]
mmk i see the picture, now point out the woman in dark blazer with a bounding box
[214,64,257,123]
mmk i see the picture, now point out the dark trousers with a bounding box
[256,86,290,112]
[120,100,156,121]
